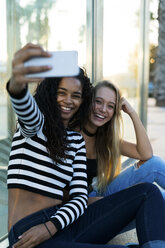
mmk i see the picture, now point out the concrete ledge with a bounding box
[0,235,8,248]
[107,228,138,245]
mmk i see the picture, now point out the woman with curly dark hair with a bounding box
[7,43,92,248]
[34,69,91,163]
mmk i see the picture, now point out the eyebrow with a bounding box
[108,102,116,105]
[96,96,116,105]
[58,87,82,95]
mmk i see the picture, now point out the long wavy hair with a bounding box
[34,68,92,163]
[91,81,123,191]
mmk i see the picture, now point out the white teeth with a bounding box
[62,106,71,111]
[96,114,105,119]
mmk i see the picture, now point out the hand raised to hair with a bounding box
[120,97,135,115]
[9,43,52,95]
[12,221,57,248]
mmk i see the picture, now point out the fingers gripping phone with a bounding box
[24,51,79,78]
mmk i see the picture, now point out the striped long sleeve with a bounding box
[50,137,88,230]
[9,87,44,137]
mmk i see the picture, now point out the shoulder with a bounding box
[67,130,84,140]
[67,130,85,147]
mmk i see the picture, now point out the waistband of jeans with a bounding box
[8,204,62,247]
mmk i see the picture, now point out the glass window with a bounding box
[0,0,9,240]
[0,0,8,140]
[13,0,87,66]
[103,0,141,143]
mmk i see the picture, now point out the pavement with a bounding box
[147,97,165,160]
[0,97,165,246]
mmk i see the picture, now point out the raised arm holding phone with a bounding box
[7,43,90,247]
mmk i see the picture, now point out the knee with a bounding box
[139,182,160,194]
[148,155,165,165]
[140,155,165,171]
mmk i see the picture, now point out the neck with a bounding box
[82,124,97,137]
[63,120,69,128]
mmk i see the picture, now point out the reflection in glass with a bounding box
[103,0,141,143]
[15,0,86,67]
[0,0,8,239]
[0,0,8,140]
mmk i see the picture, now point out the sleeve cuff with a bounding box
[6,80,28,99]
[49,217,62,231]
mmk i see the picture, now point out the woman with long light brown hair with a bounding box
[70,80,165,201]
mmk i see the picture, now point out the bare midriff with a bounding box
[8,188,62,231]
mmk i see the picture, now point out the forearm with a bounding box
[12,221,57,248]
[7,83,43,137]
[8,43,51,96]
[129,110,153,159]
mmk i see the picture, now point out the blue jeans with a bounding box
[89,155,165,234]
[8,183,165,248]
[89,156,165,199]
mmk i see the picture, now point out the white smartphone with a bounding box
[24,50,79,78]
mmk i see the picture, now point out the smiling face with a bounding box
[57,77,82,127]
[89,86,116,128]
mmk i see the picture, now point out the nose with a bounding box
[64,94,72,104]
[100,103,106,113]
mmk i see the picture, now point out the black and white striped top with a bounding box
[7,86,88,231]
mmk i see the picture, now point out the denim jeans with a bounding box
[89,156,165,199]
[8,183,165,248]
[89,155,165,234]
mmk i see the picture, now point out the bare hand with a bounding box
[12,221,56,248]
[9,43,52,94]
[120,97,135,115]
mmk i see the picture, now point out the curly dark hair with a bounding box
[34,68,92,163]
